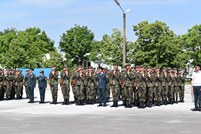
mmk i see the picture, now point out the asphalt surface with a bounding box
[0,85,200,134]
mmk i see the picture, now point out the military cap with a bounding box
[39,70,44,73]
[30,68,34,71]
[126,63,131,66]
[63,64,68,68]
[99,66,104,70]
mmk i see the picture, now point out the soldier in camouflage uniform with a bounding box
[167,68,174,104]
[19,70,24,99]
[146,67,154,107]
[24,70,30,98]
[109,65,120,107]
[173,69,179,103]
[178,69,185,102]
[104,68,110,102]
[60,65,71,105]
[153,68,162,106]
[161,67,169,105]
[14,70,24,99]
[76,67,85,105]
[71,67,79,103]
[10,70,16,99]
[123,64,134,108]
[137,66,147,108]
[85,67,96,104]
[49,66,59,104]
[0,69,4,100]
[119,66,126,106]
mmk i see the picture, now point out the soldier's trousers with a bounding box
[146,87,153,102]
[174,86,179,102]
[86,85,95,101]
[133,87,138,102]
[25,86,29,98]
[138,87,146,102]
[106,85,110,100]
[168,86,174,102]
[179,86,185,101]
[154,86,162,102]
[0,85,4,100]
[6,85,12,98]
[50,85,58,102]
[28,86,34,102]
[162,85,169,102]
[72,85,78,101]
[15,86,22,98]
[110,85,119,102]
[77,85,84,101]
[39,87,46,103]
[124,86,133,102]
[61,85,70,101]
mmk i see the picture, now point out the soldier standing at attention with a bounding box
[0,69,4,100]
[76,67,85,105]
[49,65,59,104]
[14,70,23,99]
[173,69,179,103]
[104,67,110,102]
[161,67,169,105]
[71,67,79,103]
[110,64,120,107]
[178,69,185,102]
[60,65,71,105]
[4,69,10,99]
[19,70,24,99]
[146,67,154,107]
[97,67,108,107]
[37,70,47,104]
[27,68,36,103]
[24,70,30,98]
[153,67,162,106]
[168,68,174,104]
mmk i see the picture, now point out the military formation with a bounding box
[0,64,186,109]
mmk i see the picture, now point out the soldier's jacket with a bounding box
[145,73,154,88]
[123,70,134,87]
[0,73,4,86]
[49,70,59,85]
[172,75,179,87]
[85,74,96,87]
[152,73,162,87]
[137,73,146,88]
[109,70,120,86]
[76,73,85,86]
[71,72,79,86]
[60,71,71,86]
[15,74,24,87]
[168,74,174,87]
[161,73,169,87]
[24,74,29,86]
[178,75,185,86]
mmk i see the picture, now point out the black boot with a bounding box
[125,101,129,108]
[115,101,118,107]
[111,101,116,107]
[129,101,132,108]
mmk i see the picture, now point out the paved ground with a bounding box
[0,85,201,134]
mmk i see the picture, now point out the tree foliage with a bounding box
[0,27,55,68]
[59,25,94,66]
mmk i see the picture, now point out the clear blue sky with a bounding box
[0,0,200,47]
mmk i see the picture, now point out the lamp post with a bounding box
[114,0,127,66]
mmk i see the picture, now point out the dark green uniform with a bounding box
[85,72,96,104]
[0,70,4,100]
[178,72,185,102]
[153,72,162,106]
[49,70,59,104]
[60,71,71,105]
[14,72,24,99]
[146,72,154,107]
[137,72,147,108]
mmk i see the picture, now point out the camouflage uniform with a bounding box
[161,69,169,105]
[60,68,71,105]
[178,70,185,102]
[153,69,162,106]
[49,69,59,104]
[24,71,30,98]
[14,71,24,99]
[0,70,4,100]
[145,69,154,107]
[173,70,179,103]
[168,70,174,104]
[109,69,120,107]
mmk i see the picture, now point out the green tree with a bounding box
[59,25,94,66]
[130,21,185,68]
[0,27,55,68]
[181,25,201,66]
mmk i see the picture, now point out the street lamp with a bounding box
[114,0,128,66]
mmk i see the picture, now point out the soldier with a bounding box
[104,67,110,102]
[146,67,154,107]
[119,66,126,106]
[137,66,147,108]
[0,69,4,100]
[153,67,162,106]
[76,67,85,105]
[178,69,185,102]
[85,67,96,104]
[27,68,36,103]
[24,70,30,98]
[60,65,71,105]
[49,65,59,104]
[133,66,140,107]
[14,70,24,99]
[37,70,47,104]
[123,64,134,108]
[19,70,24,99]
[109,64,120,107]
[71,67,79,103]
[167,68,174,104]
[173,69,179,103]
[10,70,16,99]
[4,69,11,99]
[161,67,169,105]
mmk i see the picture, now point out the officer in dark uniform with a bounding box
[37,70,47,104]
[27,68,36,103]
